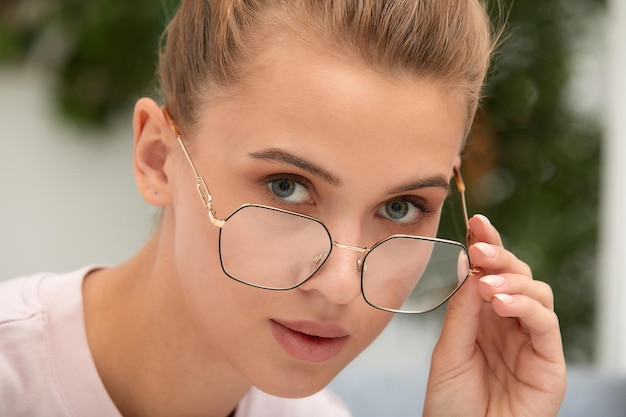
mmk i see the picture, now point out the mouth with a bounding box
[269,319,349,363]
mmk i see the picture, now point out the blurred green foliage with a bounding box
[0,0,178,124]
[0,0,604,362]
[471,0,603,362]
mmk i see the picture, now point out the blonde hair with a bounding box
[159,0,496,136]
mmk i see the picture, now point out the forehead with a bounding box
[196,40,467,182]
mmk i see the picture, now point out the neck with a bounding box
[83,230,251,417]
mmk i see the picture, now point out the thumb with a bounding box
[435,274,483,359]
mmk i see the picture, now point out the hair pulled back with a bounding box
[159,0,496,136]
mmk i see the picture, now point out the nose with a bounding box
[298,239,367,305]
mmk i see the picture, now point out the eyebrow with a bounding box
[386,176,451,195]
[248,149,342,186]
[248,148,451,195]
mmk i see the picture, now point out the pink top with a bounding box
[0,267,351,417]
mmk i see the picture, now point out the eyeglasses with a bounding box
[163,108,478,314]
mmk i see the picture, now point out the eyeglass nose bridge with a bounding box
[330,241,369,273]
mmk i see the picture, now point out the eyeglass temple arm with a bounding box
[162,107,225,228]
[453,166,474,248]
[164,107,475,245]
[453,167,481,275]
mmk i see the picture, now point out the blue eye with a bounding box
[378,198,422,224]
[268,179,311,203]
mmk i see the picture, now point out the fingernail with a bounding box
[474,242,497,258]
[480,275,505,287]
[475,214,491,226]
[494,293,515,304]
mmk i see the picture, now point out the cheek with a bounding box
[170,202,273,329]
[173,210,219,285]
[173,222,273,361]
[347,306,395,358]
[168,197,395,392]
[170,197,234,322]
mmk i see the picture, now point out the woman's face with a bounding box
[166,41,467,397]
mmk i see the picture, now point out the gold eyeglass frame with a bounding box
[162,106,479,313]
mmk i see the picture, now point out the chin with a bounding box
[250,362,344,399]
[257,380,329,399]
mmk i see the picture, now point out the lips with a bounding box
[270,319,349,363]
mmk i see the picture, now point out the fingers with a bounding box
[478,274,554,310]
[468,213,551,306]
[489,293,564,363]
[468,214,503,246]
[466,214,563,362]
[435,274,484,358]
[468,214,552,309]
[470,240,533,277]
[467,215,532,277]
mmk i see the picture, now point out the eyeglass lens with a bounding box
[219,205,332,289]
[218,205,470,313]
[361,236,470,313]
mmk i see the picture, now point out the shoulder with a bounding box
[0,267,105,417]
[0,271,54,379]
[0,271,66,416]
[0,267,93,323]
[237,387,352,417]
[0,271,47,323]
[0,273,53,330]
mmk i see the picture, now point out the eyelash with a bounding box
[377,196,437,228]
[259,173,315,207]
[257,173,439,226]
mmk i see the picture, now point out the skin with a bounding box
[424,214,567,417]
[82,37,566,417]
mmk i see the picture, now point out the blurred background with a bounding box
[1,0,625,414]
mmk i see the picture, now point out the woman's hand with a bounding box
[424,214,567,417]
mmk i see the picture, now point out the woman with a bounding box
[0,0,566,416]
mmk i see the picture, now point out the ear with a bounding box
[132,97,175,207]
